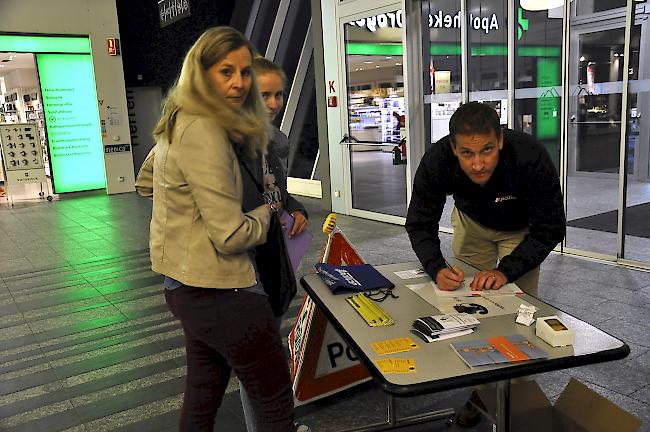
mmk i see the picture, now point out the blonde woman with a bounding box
[137,27,296,431]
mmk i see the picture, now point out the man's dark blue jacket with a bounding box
[405,129,566,282]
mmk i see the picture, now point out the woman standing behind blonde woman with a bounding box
[232,57,310,432]
[139,27,296,431]
[252,56,309,237]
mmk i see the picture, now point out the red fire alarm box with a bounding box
[107,38,120,56]
[327,96,337,107]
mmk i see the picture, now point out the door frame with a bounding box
[324,0,409,224]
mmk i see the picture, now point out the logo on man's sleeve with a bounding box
[495,195,517,203]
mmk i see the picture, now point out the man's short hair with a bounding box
[449,102,501,146]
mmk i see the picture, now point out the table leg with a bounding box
[496,379,511,432]
[387,394,397,424]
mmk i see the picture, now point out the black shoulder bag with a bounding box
[238,154,297,317]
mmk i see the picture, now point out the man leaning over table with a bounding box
[405,101,566,427]
[406,101,566,299]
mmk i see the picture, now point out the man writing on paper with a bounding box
[405,102,566,297]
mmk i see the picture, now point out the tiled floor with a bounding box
[0,191,648,431]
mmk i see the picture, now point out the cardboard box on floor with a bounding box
[478,378,641,432]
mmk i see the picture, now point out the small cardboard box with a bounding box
[536,315,575,347]
[553,379,641,432]
[478,378,641,432]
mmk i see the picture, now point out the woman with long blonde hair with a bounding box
[137,27,296,431]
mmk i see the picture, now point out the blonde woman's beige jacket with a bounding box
[135,111,270,288]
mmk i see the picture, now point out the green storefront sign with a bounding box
[37,54,106,192]
[0,34,106,193]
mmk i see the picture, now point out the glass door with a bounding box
[564,3,629,257]
[340,3,409,220]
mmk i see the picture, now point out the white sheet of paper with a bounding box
[406,282,531,318]
[394,268,427,280]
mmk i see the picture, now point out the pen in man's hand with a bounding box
[443,259,464,286]
[444,259,459,274]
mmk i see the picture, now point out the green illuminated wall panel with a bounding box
[0,35,91,54]
[37,53,106,192]
[536,58,560,140]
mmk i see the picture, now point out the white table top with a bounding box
[300,261,629,396]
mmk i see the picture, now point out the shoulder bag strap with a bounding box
[233,145,265,196]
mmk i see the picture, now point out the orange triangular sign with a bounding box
[288,227,371,404]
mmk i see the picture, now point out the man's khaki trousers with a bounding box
[451,207,539,296]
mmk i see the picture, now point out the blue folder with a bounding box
[315,263,395,294]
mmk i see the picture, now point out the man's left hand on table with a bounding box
[470,269,507,291]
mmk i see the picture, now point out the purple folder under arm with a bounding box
[280,210,314,272]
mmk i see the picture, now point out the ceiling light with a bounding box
[396,62,401,66]
[375,65,380,68]
[579,56,585,62]
[614,53,619,57]
[520,0,563,11]
[364,61,373,64]
[385,56,392,60]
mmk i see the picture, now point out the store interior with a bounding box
[0,52,53,203]
[347,53,405,144]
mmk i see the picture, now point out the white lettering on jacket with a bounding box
[494,195,517,203]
